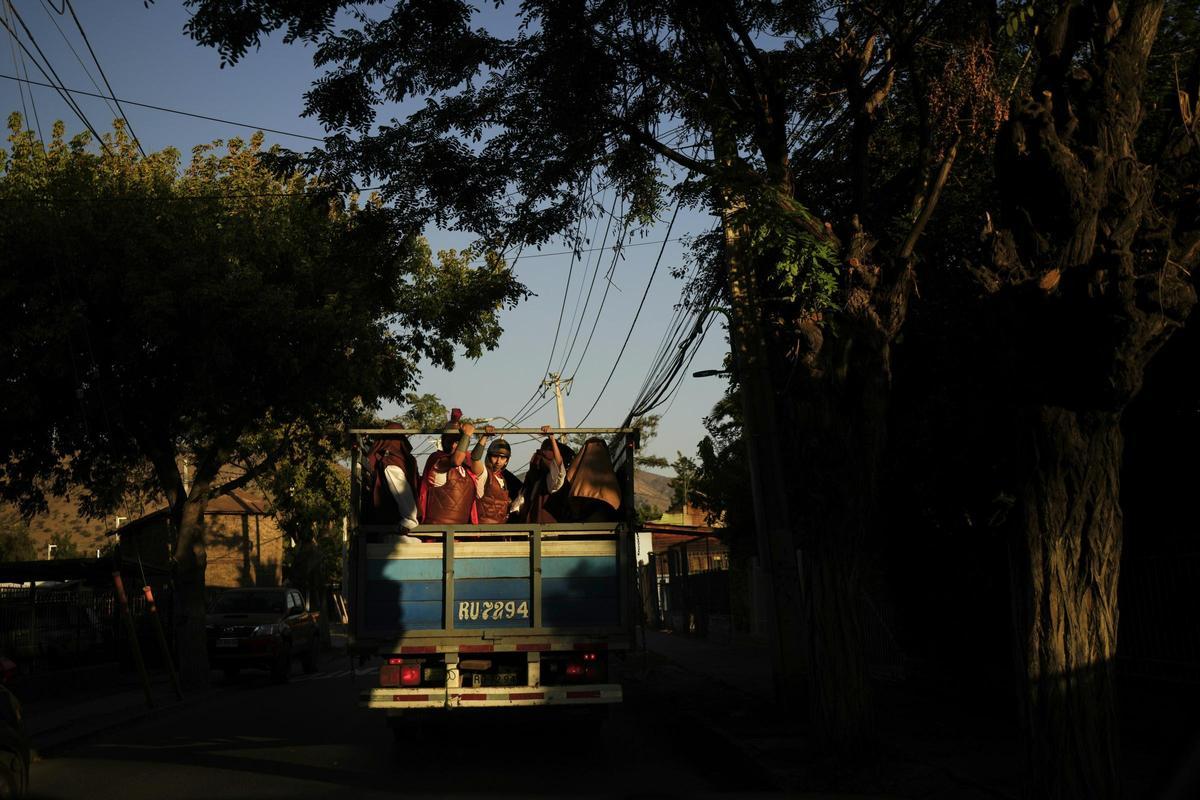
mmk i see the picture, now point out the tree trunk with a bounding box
[788,325,891,754]
[172,492,211,689]
[1009,406,1122,800]
[721,204,808,715]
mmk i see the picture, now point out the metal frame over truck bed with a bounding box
[347,428,639,712]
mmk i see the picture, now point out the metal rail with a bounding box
[350,427,637,435]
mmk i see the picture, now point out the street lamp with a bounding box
[692,369,730,378]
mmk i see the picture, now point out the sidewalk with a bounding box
[639,629,1019,799]
[17,668,212,756]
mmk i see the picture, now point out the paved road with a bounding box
[28,654,778,799]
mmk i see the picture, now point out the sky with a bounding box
[0,1,731,471]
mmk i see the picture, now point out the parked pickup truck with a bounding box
[206,587,319,683]
[348,427,638,735]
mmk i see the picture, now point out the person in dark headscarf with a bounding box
[513,425,575,524]
[365,422,420,531]
[559,436,623,522]
[417,408,486,525]
[469,426,524,524]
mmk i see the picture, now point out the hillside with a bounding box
[634,469,674,516]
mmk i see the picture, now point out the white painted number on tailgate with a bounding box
[457,601,530,621]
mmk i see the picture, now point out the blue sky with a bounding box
[0,1,730,471]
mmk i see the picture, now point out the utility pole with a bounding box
[542,372,573,428]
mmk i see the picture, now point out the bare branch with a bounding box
[899,134,960,259]
[617,119,715,175]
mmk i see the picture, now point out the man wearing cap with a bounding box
[418,408,487,525]
[470,425,524,524]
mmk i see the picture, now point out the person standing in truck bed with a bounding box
[513,425,573,523]
[366,422,420,532]
[470,426,524,524]
[418,408,486,524]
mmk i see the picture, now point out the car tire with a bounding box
[270,645,292,684]
[301,643,318,674]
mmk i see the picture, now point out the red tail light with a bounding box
[387,657,404,665]
[565,663,583,678]
[582,652,597,662]
[380,665,401,687]
[401,664,421,686]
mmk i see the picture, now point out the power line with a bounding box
[505,184,592,426]
[37,0,120,123]
[575,198,683,427]
[3,1,38,140]
[564,212,630,383]
[557,193,618,379]
[63,0,146,157]
[519,236,684,260]
[0,73,327,142]
[0,2,110,155]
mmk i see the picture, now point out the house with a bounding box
[116,488,284,590]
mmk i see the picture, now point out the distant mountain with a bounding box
[635,469,673,515]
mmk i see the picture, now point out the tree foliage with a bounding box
[0,115,524,685]
[178,0,1200,787]
[0,508,35,562]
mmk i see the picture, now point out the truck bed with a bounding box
[351,523,634,710]
[350,523,633,651]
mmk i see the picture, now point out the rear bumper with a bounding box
[361,684,622,709]
[208,637,285,664]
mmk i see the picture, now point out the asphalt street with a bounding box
[26,653,780,799]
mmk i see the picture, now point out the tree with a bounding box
[0,117,525,687]
[398,393,449,431]
[180,1,1200,776]
[694,391,754,538]
[48,532,82,559]
[631,415,670,470]
[180,0,977,747]
[966,3,1200,795]
[0,509,35,562]
[668,452,698,511]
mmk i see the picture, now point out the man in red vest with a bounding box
[470,425,524,524]
[417,408,486,525]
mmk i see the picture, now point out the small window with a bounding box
[289,591,303,612]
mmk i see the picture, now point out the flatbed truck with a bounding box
[347,427,639,729]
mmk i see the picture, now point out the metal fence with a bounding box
[0,578,173,677]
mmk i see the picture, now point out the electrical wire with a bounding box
[0,73,327,141]
[63,0,146,157]
[0,3,109,154]
[517,236,683,260]
[2,1,38,140]
[575,198,682,427]
[37,0,120,123]
[556,192,618,379]
[503,183,593,427]
[564,212,629,383]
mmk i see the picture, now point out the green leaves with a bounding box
[0,117,524,522]
[1003,2,1037,38]
[731,195,840,311]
